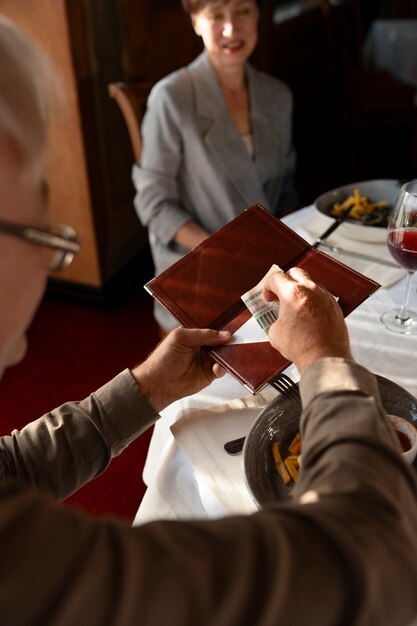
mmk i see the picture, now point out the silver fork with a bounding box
[269,373,301,406]
[224,374,301,455]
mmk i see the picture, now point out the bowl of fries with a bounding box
[243,374,417,508]
[314,179,401,242]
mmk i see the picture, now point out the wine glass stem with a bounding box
[398,271,415,321]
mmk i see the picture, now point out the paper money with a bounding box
[241,264,281,335]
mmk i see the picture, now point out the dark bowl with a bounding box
[243,374,417,508]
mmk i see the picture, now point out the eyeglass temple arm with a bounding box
[0,220,80,254]
[24,228,80,254]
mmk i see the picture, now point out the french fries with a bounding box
[331,188,388,222]
[285,455,301,482]
[288,432,301,455]
[272,441,291,485]
[272,432,302,489]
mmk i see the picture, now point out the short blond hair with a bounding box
[0,16,49,174]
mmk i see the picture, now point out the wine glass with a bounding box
[380,180,417,334]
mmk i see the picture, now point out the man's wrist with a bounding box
[131,364,165,413]
[296,348,353,375]
[299,357,378,409]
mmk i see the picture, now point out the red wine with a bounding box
[387,229,417,270]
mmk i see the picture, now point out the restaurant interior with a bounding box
[0,0,417,520]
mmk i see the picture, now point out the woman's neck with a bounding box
[213,60,246,93]
[216,65,251,135]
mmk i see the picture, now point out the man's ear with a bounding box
[192,16,201,37]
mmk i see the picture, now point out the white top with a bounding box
[241,133,254,159]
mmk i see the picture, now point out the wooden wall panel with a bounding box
[63,0,148,285]
[118,0,202,82]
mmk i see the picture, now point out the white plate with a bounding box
[314,179,401,243]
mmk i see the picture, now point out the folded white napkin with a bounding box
[170,386,278,515]
[299,212,406,289]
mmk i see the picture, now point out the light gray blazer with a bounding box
[133,51,297,330]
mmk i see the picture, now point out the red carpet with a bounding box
[0,285,160,522]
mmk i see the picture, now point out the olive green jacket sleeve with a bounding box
[1,359,417,626]
[0,369,157,499]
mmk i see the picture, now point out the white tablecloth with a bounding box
[133,206,417,526]
[364,19,417,90]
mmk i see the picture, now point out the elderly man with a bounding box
[0,15,417,626]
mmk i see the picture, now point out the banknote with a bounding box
[241,264,281,334]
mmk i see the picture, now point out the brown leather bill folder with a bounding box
[145,204,380,393]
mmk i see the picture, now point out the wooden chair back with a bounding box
[108,81,152,162]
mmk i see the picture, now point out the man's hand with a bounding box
[263,267,353,373]
[131,328,231,412]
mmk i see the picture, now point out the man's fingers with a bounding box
[286,266,315,287]
[172,327,231,348]
[264,266,321,302]
[262,268,291,301]
[212,362,226,378]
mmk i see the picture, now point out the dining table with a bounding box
[133,203,417,526]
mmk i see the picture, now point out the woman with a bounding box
[133,0,298,332]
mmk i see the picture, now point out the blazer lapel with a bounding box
[188,53,269,208]
[247,64,280,193]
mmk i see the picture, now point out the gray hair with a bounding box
[0,16,49,175]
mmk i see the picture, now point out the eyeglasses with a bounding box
[0,219,80,271]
